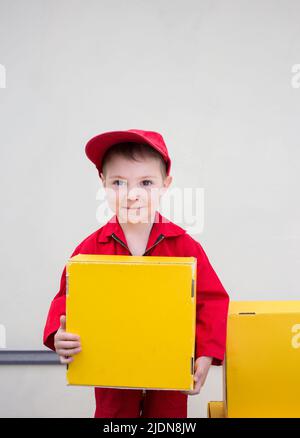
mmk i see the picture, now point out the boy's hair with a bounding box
[101,142,167,179]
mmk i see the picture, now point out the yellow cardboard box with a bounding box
[224,300,300,418]
[66,254,196,390]
[207,401,226,418]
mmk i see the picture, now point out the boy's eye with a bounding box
[142,180,153,186]
[112,180,126,186]
[112,179,153,187]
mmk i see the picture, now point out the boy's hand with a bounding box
[181,356,213,395]
[54,315,81,364]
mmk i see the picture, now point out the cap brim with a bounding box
[85,131,156,168]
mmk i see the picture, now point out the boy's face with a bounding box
[100,154,172,224]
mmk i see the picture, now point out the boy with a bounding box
[43,129,230,418]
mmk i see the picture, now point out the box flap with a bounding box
[68,254,197,266]
[229,300,300,315]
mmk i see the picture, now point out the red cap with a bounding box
[85,129,171,176]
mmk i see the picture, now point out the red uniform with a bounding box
[43,210,230,418]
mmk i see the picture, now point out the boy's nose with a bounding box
[126,187,143,200]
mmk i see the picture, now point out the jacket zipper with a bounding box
[111,233,165,256]
[111,233,131,253]
[143,234,165,255]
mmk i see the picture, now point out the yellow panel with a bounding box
[66,254,196,390]
[225,301,300,417]
[229,300,300,314]
[207,401,226,418]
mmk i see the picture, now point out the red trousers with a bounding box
[94,387,188,418]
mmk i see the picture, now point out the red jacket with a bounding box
[43,210,230,366]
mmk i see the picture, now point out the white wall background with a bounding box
[0,0,299,417]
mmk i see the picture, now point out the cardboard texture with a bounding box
[207,401,226,418]
[66,254,196,390]
[224,300,300,418]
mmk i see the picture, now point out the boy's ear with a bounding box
[164,175,172,188]
[100,172,105,184]
[160,175,172,197]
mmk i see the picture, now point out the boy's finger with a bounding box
[181,378,202,395]
[58,332,80,341]
[56,340,81,349]
[57,347,82,356]
[60,315,66,331]
[193,380,202,394]
[60,355,74,364]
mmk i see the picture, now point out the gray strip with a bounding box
[0,350,60,365]
[191,356,194,375]
[191,278,195,298]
